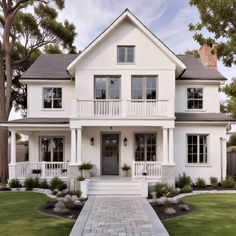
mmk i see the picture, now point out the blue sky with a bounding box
[9,0,236,120]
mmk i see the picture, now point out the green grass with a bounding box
[0,192,74,236]
[164,194,236,236]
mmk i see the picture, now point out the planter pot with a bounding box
[122,170,130,177]
[82,169,90,179]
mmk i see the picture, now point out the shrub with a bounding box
[33,177,40,188]
[221,176,235,188]
[77,176,85,181]
[24,177,35,190]
[195,178,206,188]
[210,177,218,188]
[154,182,176,198]
[121,163,131,171]
[39,179,49,189]
[78,162,93,170]
[50,177,67,191]
[70,189,82,198]
[64,199,76,210]
[180,185,193,193]
[178,172,191,188]
[43,199,58,209]
[8,179,21,188]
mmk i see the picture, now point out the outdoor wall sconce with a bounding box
[90,137,94,146]
[123,137,127,146]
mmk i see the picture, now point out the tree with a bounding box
[189,0,236,67]
[227,134,236,147]
[0,1,77,182]
[184,49,199,57]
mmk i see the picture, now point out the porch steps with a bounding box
[88,179,143,196]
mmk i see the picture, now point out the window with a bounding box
[117,46,135,63]
[187,134,208,164]
[135,133,156,161]
[40,137,64,162]
[131,76,157,99]
[43,88,62,109]
[95,76,120,99]
[187,88,203,109]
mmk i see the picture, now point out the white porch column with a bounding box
[76,128,82,165]
[9,130,16,180]
[168,128,174,164]
[162,128,168,164]
[70,129,76,165]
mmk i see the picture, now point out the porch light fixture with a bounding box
[90,137,94,146]
[123,137,127,146]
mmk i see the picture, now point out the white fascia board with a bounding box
[67,10,186,76]
[0,123,70,128]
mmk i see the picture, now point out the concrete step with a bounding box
[88,189,142,195]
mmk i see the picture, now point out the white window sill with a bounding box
[185,109,206,112]
[117,62,136,65]
[185,164,212,167]
[40,109,64,111]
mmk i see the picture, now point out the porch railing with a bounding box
[15,162,68,179]
[73,99,170,118]
[133,161,162,178]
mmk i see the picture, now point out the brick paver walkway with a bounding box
[70,197,169,236]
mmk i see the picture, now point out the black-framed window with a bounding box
[135,133,156,162]
[187,88,203,109]
[187,134,208,164]
[43,88,62,109]
[117,46,135,63]
[95,76,120,99]
[131,76,157,99]
[40,137,64,162]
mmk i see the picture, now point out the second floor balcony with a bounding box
[71,98,172,118]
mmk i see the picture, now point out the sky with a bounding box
[9,0,236,120]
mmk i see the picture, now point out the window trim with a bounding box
[186,133,209,165]
[42,87,62,109]
[186,87,204,110]
[94,75,121,99]
[131,75,158,100]
[134,132,157,162]
[117,45,135,64]
[39,136,65,162]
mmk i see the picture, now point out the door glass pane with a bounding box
[135,134,145,161]
[53,138,63,162]
[146,134,156,161]
[41,137,51,162]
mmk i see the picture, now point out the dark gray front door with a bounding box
[102,134,119,175]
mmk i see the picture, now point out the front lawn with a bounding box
[164,194,236,236]
[0,192,74,236]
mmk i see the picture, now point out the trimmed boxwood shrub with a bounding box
[24,177,35,190]
[8,178,21,188]
[39,179,49,189]
[195,177,206,188]
[50,177,67,191]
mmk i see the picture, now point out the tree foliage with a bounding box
[0,0,77,181]
[184,49,199,57]
[227,134,236,147]
[189,0,236,67]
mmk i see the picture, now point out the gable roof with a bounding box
[21,54,78,80]
[177,55,226,81]
[66,9,186,76]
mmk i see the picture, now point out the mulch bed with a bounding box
[39,205,84,219]
[151,203,193,221]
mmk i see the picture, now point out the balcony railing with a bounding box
[72,99,170,118]
[133,161,162,178]
[15,162,68,179]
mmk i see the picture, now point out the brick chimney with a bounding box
[199,43,217,67]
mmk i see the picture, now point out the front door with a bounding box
[102,134,119,175]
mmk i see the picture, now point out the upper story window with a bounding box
[131,76,157,99]
[187,134,208,164]
[43,88,62,109]
[117,46,135,63]
[187,88,203,109]
[95,76,120,99]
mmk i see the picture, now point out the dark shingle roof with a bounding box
[175,113,235,122]
[177,55,226,80]
[5,118,69,124]
[21,54,78,79]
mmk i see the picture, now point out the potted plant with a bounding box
[121,163,131,177]
[78,162,93,179]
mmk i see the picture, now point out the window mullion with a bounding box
[197,135,200,163]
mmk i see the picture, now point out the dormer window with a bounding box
[187,88,203,109]
[117,46,135,63]
[43,87,62,109]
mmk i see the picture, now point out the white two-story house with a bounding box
[2,9,234,196]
